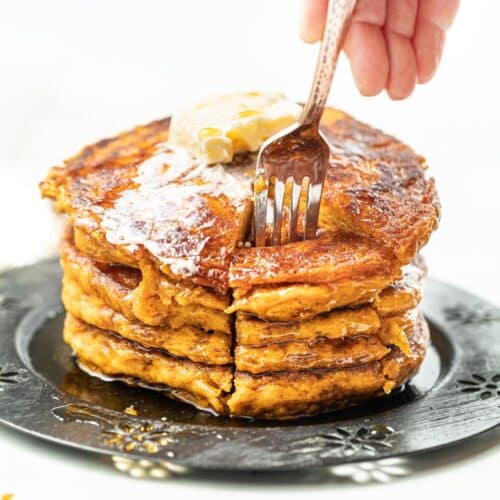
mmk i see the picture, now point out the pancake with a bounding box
[64,310,427,419]
[229,232,400,290]
[227,277,390,322]
[235,306,416,374]
[374,255,427,316]
[228,256,425,322]
[235,306,381,346]
[61,227,230,332]
[42,128,254,293]
[63,314,232,415]
[227,232,402,320]
[235,336,390,374]
[318,108,440,263]
[228,311,428,419]
[41,108,439,300]
[62,277,232,365]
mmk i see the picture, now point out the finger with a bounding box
[386,0,418,37]
[385,30,417,99]
[413,17,446,83]
[344,22,389,96]
[299,0,328,43]
[352,0,386,26]
[417,0,460,31]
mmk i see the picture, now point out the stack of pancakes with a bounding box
[41,108,439,419]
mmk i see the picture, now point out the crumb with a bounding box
[124,404,138,416]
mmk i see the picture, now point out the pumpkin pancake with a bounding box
[235,336,390,374]
[41,124,254,294]
[229,256,425,322]
[62,277,232,365]
[235,306,381,346]
[63,310,427,419]
[226,279,389,322]
[227,233,402,321]
[63,314,232,415]
[60,227,230,332]
[374,255,427,316]
[41,108,438,301]
[235,307,416,375]
[318,108,440,263]
[227,311,428,419]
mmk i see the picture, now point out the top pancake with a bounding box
[41,109,439,294]
[319,109,440,262]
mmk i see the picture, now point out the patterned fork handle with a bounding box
[300,0,356,126]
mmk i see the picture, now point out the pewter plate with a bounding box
[0,258,499,471]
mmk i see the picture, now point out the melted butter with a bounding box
[168,92,301,164]
[92,145,253,280]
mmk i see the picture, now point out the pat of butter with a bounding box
[168,92,302,164]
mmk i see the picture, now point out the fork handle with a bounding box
[299,0,356,126]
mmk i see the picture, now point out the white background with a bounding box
[0,1,498,498]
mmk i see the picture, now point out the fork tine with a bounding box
[272,178,286,246]
[304,181,324,240]
[254,176,269,247]
[287,178,301,243]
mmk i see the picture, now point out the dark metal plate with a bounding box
[0,258,499,471]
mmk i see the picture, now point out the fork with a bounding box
[254,0,356,246]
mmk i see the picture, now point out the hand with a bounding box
[299,0,460,99]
